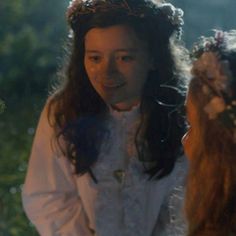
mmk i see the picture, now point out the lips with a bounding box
[102,82,125,88]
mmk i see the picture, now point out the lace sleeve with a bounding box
[152,185,187,236]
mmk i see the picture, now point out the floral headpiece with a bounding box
[191,30,236,141]
[66,0,184,29]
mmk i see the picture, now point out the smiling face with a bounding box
[84,25,153,111]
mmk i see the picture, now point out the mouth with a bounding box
[102,82,125,88]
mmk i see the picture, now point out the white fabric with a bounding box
[22,101,187,236]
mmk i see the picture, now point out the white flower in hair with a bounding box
[193,52,229,95]
[226,30,236,51]
[159,3,184,26]
[193,51,232,121]
[204,96,226,120]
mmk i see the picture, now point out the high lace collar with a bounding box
[108,103,140,124]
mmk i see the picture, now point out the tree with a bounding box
[0,0,67,235]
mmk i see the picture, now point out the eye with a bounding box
[122,55,134,62]
[87,55,102,63]
[117,54,135,62]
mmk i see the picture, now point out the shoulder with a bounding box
[32,96,61,151]
[37,96,60,130]
[35,98,52,131]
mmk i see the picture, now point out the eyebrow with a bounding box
[85,49,139,53]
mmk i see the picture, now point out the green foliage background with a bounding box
[0,0,236,235]
[0,0,67,235]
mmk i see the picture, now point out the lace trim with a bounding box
[166,158,188,235]
[94,159,148,236]
[92,108,147,236]
[91,107,188,236]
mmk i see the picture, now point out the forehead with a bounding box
[84,25,147,50]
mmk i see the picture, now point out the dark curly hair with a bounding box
[48,0,190,181]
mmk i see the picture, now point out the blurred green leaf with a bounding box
[0,0,67,235]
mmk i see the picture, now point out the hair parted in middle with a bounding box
[48,0,190,180]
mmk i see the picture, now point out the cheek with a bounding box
[134,61,150,76]
[84,62,96,79]
[123,64,149,87]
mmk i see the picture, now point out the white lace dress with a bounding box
[22,103,188,236]
[81,106,187,236]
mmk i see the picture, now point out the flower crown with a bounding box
[191,31,236,140]
[66,0,184,29]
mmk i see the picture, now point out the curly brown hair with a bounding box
[185,30,236,236]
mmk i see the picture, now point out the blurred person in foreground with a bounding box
[182,30,236,236]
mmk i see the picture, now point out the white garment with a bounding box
[22,101,187,236]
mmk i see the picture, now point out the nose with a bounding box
[101,57,118,77]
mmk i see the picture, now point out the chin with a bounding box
[112,100,140,111]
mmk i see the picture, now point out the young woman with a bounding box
[22,0,189,235]
[182,30,236,236]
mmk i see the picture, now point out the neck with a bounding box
[110,100,140,112]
